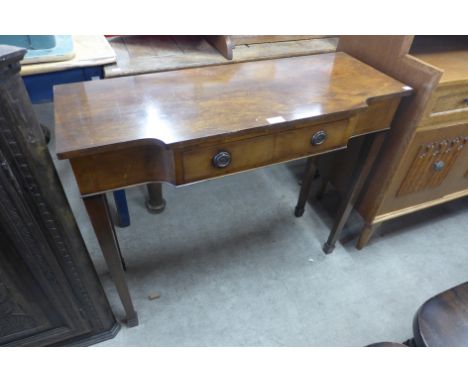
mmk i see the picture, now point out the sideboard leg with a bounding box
[83,193,138,327]
[356,223,381,250]
[146,183,166,214]
[323,132,385,254]
[295,157,318,217]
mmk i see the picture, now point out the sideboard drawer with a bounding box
[432,88,468,114]
[422,84,468,126]
[181,118,351,183]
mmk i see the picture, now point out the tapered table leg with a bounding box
[83,193,138,327]
[323,132,386,254]
[295,157,318,217]
[146,183,166,214]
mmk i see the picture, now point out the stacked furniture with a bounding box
[301,36,468,249]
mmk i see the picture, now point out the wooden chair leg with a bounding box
[356,223,381,250]
[146,183,166,214]
[295,157,318,217]
[83,193,138,327]
[323,132,386,254]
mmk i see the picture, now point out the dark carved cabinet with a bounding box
[0,45,118,346]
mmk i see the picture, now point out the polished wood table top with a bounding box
[55,52,410,160]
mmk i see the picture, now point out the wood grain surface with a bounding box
[414,282,468,346]
[55,52,410,160]
[104,36,338,78]
[230,35,328,45]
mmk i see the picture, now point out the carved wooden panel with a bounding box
[0,228,62,344]
[0,45,117,346]
[397,136,468,196]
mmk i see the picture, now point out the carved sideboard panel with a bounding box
[397,135,468,197]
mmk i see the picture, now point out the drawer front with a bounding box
[182,119,351,183]
[182,135,275,182]
[275,119,350,160]
[422,84,468,126]
[350,98,401,137]
[433,88,468,113]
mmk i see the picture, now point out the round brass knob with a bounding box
[433,160,445,172]
[311,130,328,146]
[212,151,231,168]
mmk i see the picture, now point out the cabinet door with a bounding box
[0,45,116,347]
[380,123,468,215]
[397,132,468,197]
[0,155,90,346]
[0,239,86,346]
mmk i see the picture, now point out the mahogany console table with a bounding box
[54,53,411,326]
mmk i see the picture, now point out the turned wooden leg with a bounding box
[356,223,381,250]
[146,183,166,214]
[323,132,386,254]
[83,193,138,327]
[295,157,318,217]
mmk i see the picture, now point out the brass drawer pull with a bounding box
[212,151,232,168]
[433,160,445,172]
[311,130,328,146]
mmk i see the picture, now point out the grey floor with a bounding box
[36,103,468,346]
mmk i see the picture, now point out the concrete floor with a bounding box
[36,103,468,346]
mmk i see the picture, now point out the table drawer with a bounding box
[182,135,275,182]
[274,118,351,160]
[181,118,351,183]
